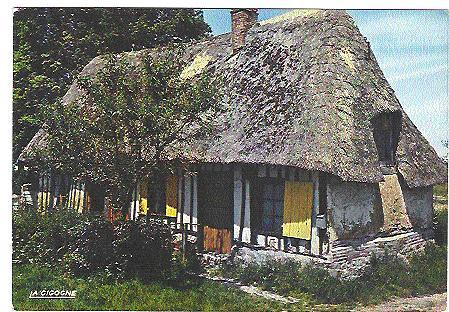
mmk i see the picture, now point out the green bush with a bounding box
[63,217,114,277]
[64,219,173,281]
[434,207,447,245]
[65,220,174,281]
[433,183,448,199]
[12,210,87,265]
[13,210,175,282]
[110,220,173,281]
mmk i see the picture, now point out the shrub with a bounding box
[110,220,173,281]
[64,218,173,281]
[63,217,114,277]
[13,209,175,282]
[434,206,447,245]
[408,243,447,293]
[433,183,448,199]
[12,210,87,265]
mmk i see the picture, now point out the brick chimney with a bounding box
[231,9,258,53]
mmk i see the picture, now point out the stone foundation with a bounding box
[328,230,432,280]
[211,230,433,280]
[231,246,328,267]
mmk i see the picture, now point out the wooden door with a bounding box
[283,181,313,239]
[198,171,233,253]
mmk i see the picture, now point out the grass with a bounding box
[216,243,447,306]
[14,264,333,311]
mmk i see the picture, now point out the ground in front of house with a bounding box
[355,293,447,312]
[13,263,447,312]
[12,264,347,311]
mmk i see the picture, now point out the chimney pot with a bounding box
[231,9,258,53]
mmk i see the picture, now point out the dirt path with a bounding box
[200,274,300,304]
[354,293,447,312]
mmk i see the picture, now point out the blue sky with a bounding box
[203,9,448,157]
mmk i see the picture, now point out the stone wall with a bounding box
[328,230,431,280]
[221,230,431,280]
[231,246,328,267]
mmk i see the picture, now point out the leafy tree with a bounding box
[13,8,211,160]
[36,48,222,213]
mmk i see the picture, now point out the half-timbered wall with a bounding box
[250,165,320,254]
[34,173,91,213]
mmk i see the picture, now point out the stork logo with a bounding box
[29,289,77,299]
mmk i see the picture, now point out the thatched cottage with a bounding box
[19,9,447,264]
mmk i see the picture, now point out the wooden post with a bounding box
[180,175,185,227]
[66,178,72,209]
[46,174,51,211]
[133,184,138,220]
[76,181,82,212]
[81,182,86,213]
[48,173,56,212]
[233,164,242,242]
[239,177,246,241]
[38,175,43,211]
[189,175,194,229]
[197,222,204,252]
[70,180,76,210]
[43,174,49,211]
[182,223,188,261]
[62,176,69,209]
[311,171,320,255]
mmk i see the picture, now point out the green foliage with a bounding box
[37,49,222,212]
[220,244,447,305]
[111,220,173,281]
[434,205,447,245]
[63,218,114,277]
[434,183,448,199]
[13,264,298,311]
[13,8,211,160]
[13,209,175,282]
[12,209,88,265]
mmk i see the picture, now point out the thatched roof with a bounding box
[19,9,447,187]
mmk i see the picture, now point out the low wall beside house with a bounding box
[328,230,432,280]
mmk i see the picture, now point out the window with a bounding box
[372,112,401,166]
[261,181,284,235]
[139,175,178,217]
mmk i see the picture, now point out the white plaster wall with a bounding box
[233,165,243,241]
[183,175,192,225]
[327,176,382,241]
[327,175,433,241]
[402,184,433,230]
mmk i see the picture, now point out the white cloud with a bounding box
[386,64,447,82]
[377,51,446,71]
[353,10,448,48]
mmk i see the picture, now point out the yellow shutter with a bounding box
[165,175,178,217]
[283,181,313,240]
[139,179,149,215]
[282,182,292,237]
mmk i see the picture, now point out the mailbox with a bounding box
[316,214,327,229]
